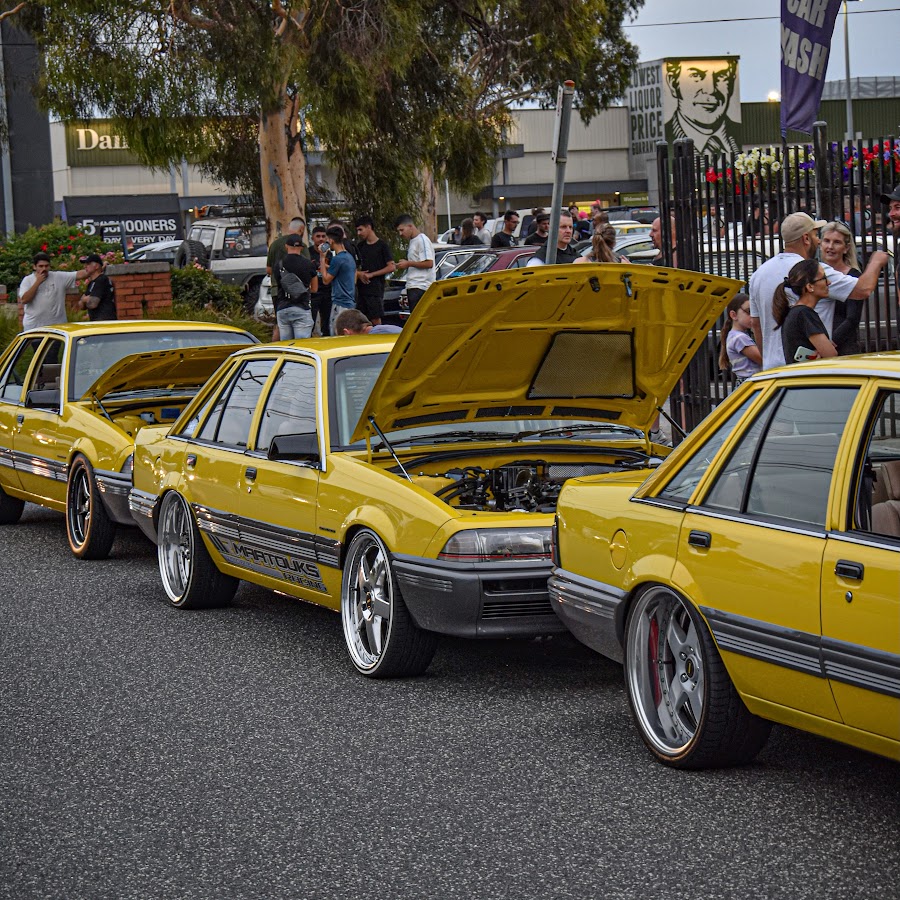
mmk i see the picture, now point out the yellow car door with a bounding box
[0,334,45,492]
[12,337,69,505]
[239,356,338,606]
[179,356,278,568]
[677,383,861,722]
[821,384,900,744]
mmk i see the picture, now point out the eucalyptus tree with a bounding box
[5,1,642,236]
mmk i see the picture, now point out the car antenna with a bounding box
[367,414,411,481]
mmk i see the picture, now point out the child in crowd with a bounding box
[719,292,761,384]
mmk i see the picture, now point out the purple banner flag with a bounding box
[780,0,842,135]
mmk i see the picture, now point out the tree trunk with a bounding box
[259,91,307,242]
[419,167,438,239]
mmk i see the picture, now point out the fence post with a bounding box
[672,138,699,271]
[656,140,671,262]
[813,120,833,220]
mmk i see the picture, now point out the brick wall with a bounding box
[15,260,172,325]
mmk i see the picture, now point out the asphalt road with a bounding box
[2,506,899,900]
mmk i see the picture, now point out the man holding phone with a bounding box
[19,252,91,331]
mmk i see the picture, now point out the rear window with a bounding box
[69,330,255,400]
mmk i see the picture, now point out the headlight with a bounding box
[121,454,134,476]
[438,528,552,562]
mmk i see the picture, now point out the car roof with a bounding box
[751,352,900,380]
[222,335,399,363]
[23,320,255,339]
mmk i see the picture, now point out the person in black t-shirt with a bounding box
[490,210,519,248]
[523,213,550,246]
[78,254,117,321]
[309,226,333,335]
[275,234,319,340]
[526,213,579,265]
[773,258,838,364]
[354,216,395,326]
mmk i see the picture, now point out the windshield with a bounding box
[447,252,499,277]
[328,354,642,449]
[69,330,255,400]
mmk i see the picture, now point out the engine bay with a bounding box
[411,459,632,512]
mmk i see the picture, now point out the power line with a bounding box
[625,8,900,28]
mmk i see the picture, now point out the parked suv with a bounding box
[174,214,268,307]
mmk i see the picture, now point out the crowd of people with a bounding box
[266,213,438,340]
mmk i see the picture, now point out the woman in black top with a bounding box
[458,218,485,246]
[774,258,838,364]
[820,221,862,354]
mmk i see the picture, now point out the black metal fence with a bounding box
[657,122,900,435]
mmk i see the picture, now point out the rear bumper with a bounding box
[391,553,564,638]
[548,568,626,663]
[95,470,134,526]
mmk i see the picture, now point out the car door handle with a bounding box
[16,414,24,425]
[245,467,257,482]
[186,453,197,469]
[835,560,864,581]
[688,530,711,549]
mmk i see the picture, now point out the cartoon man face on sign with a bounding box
[665,58,740,156]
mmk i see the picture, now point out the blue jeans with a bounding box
[277,304,314,340]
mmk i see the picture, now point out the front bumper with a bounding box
[95,470,135,526]
[548,568,626,663]
[392,553,564,638]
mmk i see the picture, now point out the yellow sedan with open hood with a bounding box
[129,265,737,677]
[0,321,257,558]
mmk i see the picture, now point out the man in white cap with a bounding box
[749,212,887,369]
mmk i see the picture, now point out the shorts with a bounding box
[356,287,385,320]
[406,288,426,314]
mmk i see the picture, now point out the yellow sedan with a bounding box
[0,321,257,558]
[128,265,737,678]
[550,357,900,767]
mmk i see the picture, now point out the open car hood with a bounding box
[351,265,739,441]
[82,344,240,401]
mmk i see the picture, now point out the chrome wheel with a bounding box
[340,529,437,678]
[625,586,706,757]
[158,492,194,603]
[342,532,393,671]
[68,466,91,547]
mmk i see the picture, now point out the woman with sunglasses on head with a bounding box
[774,258,838,364]
[820,221,863,354]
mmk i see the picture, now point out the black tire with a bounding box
[66,456,117,560]
[0,483,24,525]
[623,585,772,769]
[157,491,237,609]
[174,239,209,269]
[340,529,438,678]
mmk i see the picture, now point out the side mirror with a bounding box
[268,432,320,463]
[25,389,61,411]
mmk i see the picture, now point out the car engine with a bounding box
[417,460,623,512]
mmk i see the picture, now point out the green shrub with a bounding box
[0,309,20,355]
[0,222,121,295]
[170,266,245,311]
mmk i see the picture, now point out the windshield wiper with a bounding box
[516,423,641,440]
[386,429,515,447]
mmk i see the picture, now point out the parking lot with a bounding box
[2,505,898,899]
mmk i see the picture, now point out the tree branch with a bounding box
[0,3,28,24]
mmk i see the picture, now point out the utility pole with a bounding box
[546,81,575,266]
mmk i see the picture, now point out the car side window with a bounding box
[0,337,44,402]
[26,339,65,394]
[196,359,275,448]
[852,390,900,539]
[704,386,858,528]
[656,394,757,503]
[255,361,317,453]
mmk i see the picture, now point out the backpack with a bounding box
[276,259,309,302]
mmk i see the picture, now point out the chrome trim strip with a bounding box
[190,503,340,570]
[11,451,68,482]
[128,489,157,520]
[684,506,826,539]
[548,568,624,621]
[0,447,14,469]
[822,638,900,700]
[826,530,900,553]
[700,606,823,677]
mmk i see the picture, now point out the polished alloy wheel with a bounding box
[626,587,706,756]
[67,466,91,547]
[158,493,194,602]
[342,533,394,671]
